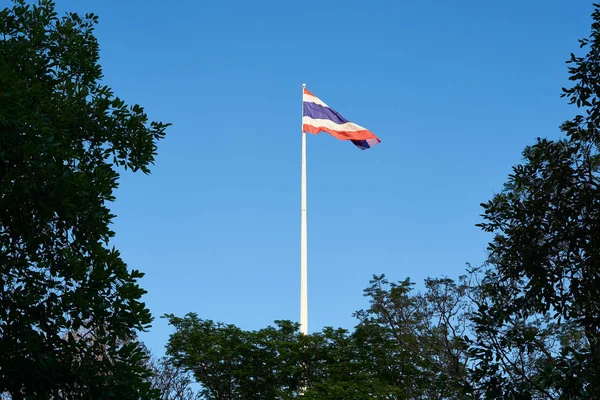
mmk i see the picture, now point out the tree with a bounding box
[165,316,305,399]
[164,275,476,399]
[0,0,169,397]
[467,3,600,398]
[353,274,478,399]
[147,355,199,400]
[164,313,404,399]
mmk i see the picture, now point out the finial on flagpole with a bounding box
[302,83,306,88]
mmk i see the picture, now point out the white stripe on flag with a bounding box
[302,116,368,132]
[303,94,328,107]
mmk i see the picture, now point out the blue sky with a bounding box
[54,0,593,355]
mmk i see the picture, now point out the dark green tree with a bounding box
[164,275,474,399]
[165,313,404,399]
[147,354,199,400]
[467,3,600,398]
[165,316,305,399]
[353,274,477,399]
[0,0,169,398]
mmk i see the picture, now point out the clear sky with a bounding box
[53,0,594,355]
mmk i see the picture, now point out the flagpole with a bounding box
[300,83,308,335]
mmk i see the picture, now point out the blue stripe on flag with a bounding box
[303,102,349,125]
[351,140,370,150]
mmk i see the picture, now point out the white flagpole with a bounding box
[300,83,308,335]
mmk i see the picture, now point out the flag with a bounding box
[302,88,381,150]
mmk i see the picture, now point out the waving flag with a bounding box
[302,88,381,150]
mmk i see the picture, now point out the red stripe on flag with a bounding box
[303,124,380,143]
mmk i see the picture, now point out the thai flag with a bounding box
[302,88,381,150]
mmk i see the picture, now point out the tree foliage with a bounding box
[0,0,169,397]
[466,4,600,398]
[164,275,474,399]
[354,275,477,398]
[147,355,199,400]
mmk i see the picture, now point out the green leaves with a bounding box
[164,276,476,399]
[165,313,303,399]
[467,4,600,398]
[0,0,168,397]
